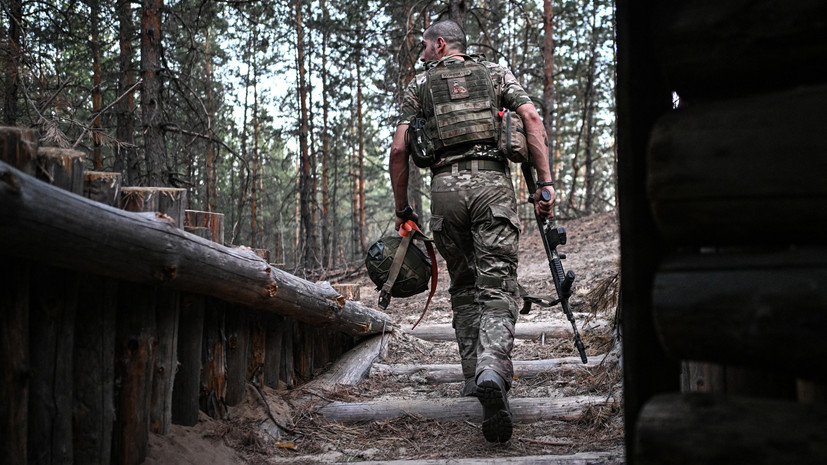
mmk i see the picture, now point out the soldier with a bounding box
[388,20,555,443]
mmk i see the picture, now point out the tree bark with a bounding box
[3,0,22,125]
[116,0,138,184]
[141,0,166,186]
[296,0,316,270]
[89,0,104,169]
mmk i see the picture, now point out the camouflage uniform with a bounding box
[396,56,534,390]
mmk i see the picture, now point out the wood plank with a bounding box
[201,299,227,419]
[36,147,85,195]
[373,354,606,384]
[407,320,608,342]
[224,307,249,406]
[651,1,827,100]
[121,187,186,436]
[113,283,155,465]
[615,1,680,462]
[0,160,393,337]
[0,257,29,465]
[636,393,827,464]
[653,248,827,381]
[171,292,204,426]
[647,85,827,245]
[316,395,610,423]
[263,314,284,389]
[0,126,37,175]
[73,279,116,465]
[184,210,224,244]
[83,171,122,207]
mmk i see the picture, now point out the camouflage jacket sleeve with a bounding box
[485,62,533,111]
[393,72,427,127]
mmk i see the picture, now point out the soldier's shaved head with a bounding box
[423,20,467,53]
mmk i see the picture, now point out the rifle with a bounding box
[521,163,588,364]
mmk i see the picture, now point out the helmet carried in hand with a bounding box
[365,234,432,298]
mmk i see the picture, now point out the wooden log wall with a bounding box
[0,127,379,464]
[617,1,827,464]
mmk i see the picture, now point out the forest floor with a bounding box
[146,210,624,464]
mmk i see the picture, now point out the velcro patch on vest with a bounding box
[447,78,469,99]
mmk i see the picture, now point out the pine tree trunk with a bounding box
[3,0,21,125]
[448,0,467,28]
[251,29,260,249]
[543,0,555,172]
[205,29,217,212]
[89,0,103,169]
[141,0,165,187]
[116,0,137,184]
[321,3,331,269]
[296,0,315,270]
[356,58,366,254]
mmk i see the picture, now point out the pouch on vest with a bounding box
[407,115,437,168]
[498,109,530,163]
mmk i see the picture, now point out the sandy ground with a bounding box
[146,210,623,464]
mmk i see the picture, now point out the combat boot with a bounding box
[475,370,512,442]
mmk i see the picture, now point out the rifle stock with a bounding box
[521,163,588,363]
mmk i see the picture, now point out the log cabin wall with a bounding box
[0,130,370,465]
[617,1,827,464]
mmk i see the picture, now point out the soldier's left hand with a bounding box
[534,186,555,218]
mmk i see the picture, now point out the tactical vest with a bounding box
[408,55,500,167]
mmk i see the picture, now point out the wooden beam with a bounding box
[648,85,827,245]
[651,1,827,100]
[0,160,392,337]
[653,248,827,381]
[636,393,827,465]
[372,354,607,384]
[316,395,610,423]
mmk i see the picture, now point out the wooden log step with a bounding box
[636,393,827,465]
[372,354,607,384]
[653,247,827,381]
[407,320,609,342]
[0,160,392,337]
[316,395,610,423]
[647,85,827,246]
[332,451,624,465]
[650,1,827,99]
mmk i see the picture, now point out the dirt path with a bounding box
[146,211,624,464]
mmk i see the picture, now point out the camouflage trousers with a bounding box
[429,166,521,389]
